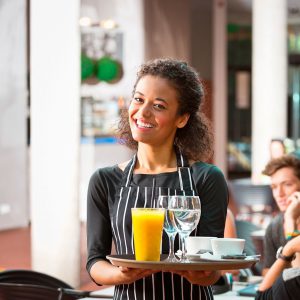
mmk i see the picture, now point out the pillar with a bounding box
[252,0,287,180]
[30,0,81,286]
[212,0,228,175]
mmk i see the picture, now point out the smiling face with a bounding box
[270,167,300,211]
[128,75,189,148]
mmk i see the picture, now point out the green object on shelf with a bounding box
[227,23,240,33]
[96,56,120,82]
[81,55,95,80]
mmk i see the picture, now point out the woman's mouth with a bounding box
[135,119,154,129]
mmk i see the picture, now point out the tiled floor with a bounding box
[0,223,99,291]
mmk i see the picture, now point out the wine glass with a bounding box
[169,195,201,262]
[157,196,178,262]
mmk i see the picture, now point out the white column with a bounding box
[0,0,28,230]
[30,0,81,286]
[252,0,287,180]
[212,0,227,175]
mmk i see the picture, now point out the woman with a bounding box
[86,58,228,299]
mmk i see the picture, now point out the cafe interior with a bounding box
[1,0,300,299]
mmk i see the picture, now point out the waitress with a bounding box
[86,58,228,299]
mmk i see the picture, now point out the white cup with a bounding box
[186,236,215,254]
[211,238,245,256]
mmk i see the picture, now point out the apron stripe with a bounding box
[152,274,155,300]
[180,153,184,167]
[144,187,147,207]
[126,284,130,300]
[123,187,132,254]
[203,285,208,300]
[187,168,193,190]
[208,286,213,299]
[171,273,175,299]
[114,286,119,300]
[134,281,137,300]
[181,277,184,300]
[111,202,119,253]
[178,169,183,190]
[143,277,146,300]
[162,272,165,300]
[125,156,136,187]
[132,186,140,253]
[120,284,125,300]
[114,187,124,254]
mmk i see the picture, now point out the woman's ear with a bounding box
[177,113,190,129]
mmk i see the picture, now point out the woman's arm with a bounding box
[259,235,300,291]
[90,260,157,285]
[224,208,237,238]
[87,169,157,286]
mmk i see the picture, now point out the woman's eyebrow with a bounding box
[134,91,168,103]
[134,91,144,96]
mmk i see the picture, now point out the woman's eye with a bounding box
[133,97,143,103]
[154,104,166,110]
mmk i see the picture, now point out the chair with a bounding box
[235,220,263,275]
[230,178,275,210]
[0,270,113,300]
[0,269,72,288]
[236,220,262,256]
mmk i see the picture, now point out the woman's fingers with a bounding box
[118,267,158,284]
[167,270,220,285]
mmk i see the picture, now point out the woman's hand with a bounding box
[118,266,158,285]
[168,270,220,286]
[90,260,157,286]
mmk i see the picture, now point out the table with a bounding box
[214,282,257,299]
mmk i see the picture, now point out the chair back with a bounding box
[0,282,62,300]
[0,269,72,289]
[0,282,112,300]
[230,178,276,211]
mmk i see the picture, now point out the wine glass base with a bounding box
[163,255,179,263]
[179,256,191,263]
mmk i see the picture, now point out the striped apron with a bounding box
[111,149,214,300]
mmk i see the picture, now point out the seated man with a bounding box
[262,155,300,275]
[256,235,300,300]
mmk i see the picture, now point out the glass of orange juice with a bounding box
[131,208,165,261]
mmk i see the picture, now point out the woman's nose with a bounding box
[139,103,151,117]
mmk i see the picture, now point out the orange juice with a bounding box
[132,208,165,261]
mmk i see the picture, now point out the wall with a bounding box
[191,0,212,80]
[0,0,28,230]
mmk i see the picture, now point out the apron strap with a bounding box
[175,147,195,191]
[121,154,137,187]
[121,147,195,191]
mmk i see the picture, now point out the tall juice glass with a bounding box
[132,208,165,261]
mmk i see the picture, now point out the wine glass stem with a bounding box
[180,233,189,261]
[168,233,176,259]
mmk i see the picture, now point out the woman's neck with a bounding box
[135,144,177,174]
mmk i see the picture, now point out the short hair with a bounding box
[117,58,213,161]
[262,154,300,180]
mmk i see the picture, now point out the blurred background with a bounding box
[0,0,300,290]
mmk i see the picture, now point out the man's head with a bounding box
[263,155,300,212]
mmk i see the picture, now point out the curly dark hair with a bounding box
[262,154,300,180]
[117,58,213,161]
